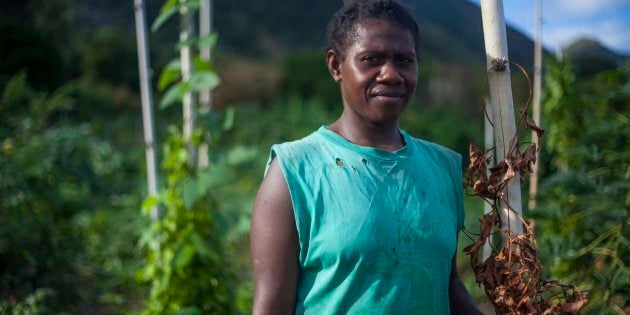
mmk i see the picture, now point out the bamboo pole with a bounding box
[134,0,160,222]
[528,0,542,210]
[199,0,213,111]
[483,99,495,260]
[180,0,197,167]
[197,0,212,170]
[480,0,523,234]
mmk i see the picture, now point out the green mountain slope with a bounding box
[212,0,536,67]
[1,0,544,108]
[564,38,629,76]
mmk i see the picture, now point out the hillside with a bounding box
[565,39,628,64]
[211,0,536,67]
[1,0,540,108]
[564,38,629,76]
[18,0,534,67]
[207,0,541,108]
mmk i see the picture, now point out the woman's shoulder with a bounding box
[409,136,460,158]
[407,135,462,170]
[271,128,327,159]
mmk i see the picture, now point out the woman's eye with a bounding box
[397,56,414,64]
[361,56,381,64]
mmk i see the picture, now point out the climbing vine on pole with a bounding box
[138,0,233,313]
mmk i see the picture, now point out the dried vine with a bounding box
[463,62,588,314]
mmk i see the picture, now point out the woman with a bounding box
[251,1,481,313]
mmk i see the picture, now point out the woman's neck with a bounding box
[328,114,404,152]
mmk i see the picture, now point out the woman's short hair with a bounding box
[325,0,420,57]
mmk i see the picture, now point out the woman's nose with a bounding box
[376,61,404,84]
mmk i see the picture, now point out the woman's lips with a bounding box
[373,95,403,100]
[370,91,405,103]
[370,88,406,98]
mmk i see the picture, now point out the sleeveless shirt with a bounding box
[266,126,465,314]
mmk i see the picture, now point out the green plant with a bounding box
[0,288,55,315]
[533,60,629,314]
[138,0,236,313]
[279,52,339,109]
[139,127,235,314]
[1,70,145,312]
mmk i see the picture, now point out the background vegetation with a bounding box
[0,0,628,314]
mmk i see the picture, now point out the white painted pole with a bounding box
[199,0,213,111]
[134,0,160,222]
[483,99,495,261]
[480,0,523,234]
[528,0,542,210]
[180,0,197,167]
[197,0,212,170]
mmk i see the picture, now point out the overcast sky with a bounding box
[468,0,630,55]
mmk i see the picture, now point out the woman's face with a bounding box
[328,19,418,126]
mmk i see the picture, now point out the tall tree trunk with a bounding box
[528,0,542,210]
[180,0,197,167]
[480,0,524,234]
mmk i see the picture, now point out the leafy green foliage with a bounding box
[0,288,55,315]
[0,21,63,91]
[77,27,140,87]
[0,71,145,312]
[279,52,339,109]
[139,127,235,315]
[141,1,237,313]
[151,0,201,32]
[158,57,221,109]
[533,60,629,313]
[0,73,88,309]
[9,1,626,314]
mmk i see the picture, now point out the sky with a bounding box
[468,0,630,55]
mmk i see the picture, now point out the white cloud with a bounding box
[544,20,630,53]
[549,0,624,18]
[468,0,630,53]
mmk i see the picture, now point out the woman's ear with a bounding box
[326,50,342,82]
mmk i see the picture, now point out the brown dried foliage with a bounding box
[463,212,587,314]
[466,139,538,200]
[463,62,587,314]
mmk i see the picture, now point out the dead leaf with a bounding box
[464,96,585,314]
[561,291,588,315]
[525,115,545,139]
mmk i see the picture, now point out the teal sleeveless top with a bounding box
[267,126,465,314]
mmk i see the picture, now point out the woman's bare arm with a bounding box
[251,158,299,314]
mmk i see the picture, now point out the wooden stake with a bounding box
[180,0,197,167]
[199,0,213,112]
[480,0,524,234]
[134,0,160,221]
[197,0,212,170]
[528,0,542,210]
[483,99,495,261]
